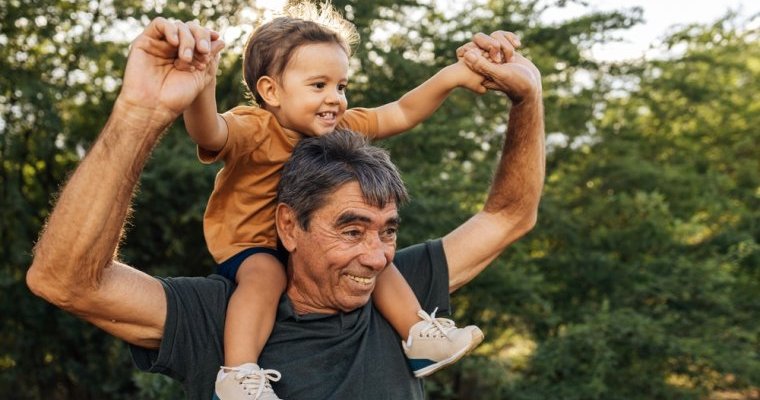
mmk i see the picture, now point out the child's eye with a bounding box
[338,84,347,92]
[312,82,326,89]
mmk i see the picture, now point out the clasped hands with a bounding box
[118,18,541,121]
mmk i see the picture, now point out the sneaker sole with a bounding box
[413,327,484,378]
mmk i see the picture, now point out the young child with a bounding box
[184,3,486,399]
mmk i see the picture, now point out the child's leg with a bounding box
[224,252,286,366]
[372,262,422,340]
[374,262,484,378]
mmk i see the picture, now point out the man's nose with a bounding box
[359,235,390,271]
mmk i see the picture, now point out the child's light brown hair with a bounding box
[243,2,360,107]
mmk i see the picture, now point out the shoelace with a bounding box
[222,365,282,399]
[416,307,456,340]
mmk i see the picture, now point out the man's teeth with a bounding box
[347,274,373,284]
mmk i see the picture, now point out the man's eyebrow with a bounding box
[334,212,400,227]
[335,212,371,227]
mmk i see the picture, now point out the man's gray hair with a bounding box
[278,130,409,229]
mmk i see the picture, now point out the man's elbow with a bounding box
[499,202,538,239]
[26,259,77,311]
[517,210,538,236]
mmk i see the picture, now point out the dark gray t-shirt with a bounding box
[131,240,450,400]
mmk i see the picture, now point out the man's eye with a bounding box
[381,228,398,239]
[343,229,362,238]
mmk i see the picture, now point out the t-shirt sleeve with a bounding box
[197,106,270,164]
[129,275,233,397]
[338,108,380,139]
[392,239,451,315]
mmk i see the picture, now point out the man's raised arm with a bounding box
[25,18,224,347]
[444,31,545,292]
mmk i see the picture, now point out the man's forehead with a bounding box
[314,181,399,222]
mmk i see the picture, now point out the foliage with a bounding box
[1,0,757,398]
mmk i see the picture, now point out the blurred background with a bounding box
[1,0,758,398]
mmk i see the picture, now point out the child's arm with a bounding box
[371,61,486,139]
[183,78,228,152]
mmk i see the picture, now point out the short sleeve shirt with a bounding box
[130,240,450,400]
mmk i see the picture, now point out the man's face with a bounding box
[283,182,399,314]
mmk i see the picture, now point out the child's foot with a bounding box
[215,363,282,400]
[402,308,484,378]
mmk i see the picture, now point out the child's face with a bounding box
[273,42,349,137]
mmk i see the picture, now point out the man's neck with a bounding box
[285,283,340,316]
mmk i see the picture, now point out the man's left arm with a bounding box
[25,18,224,347]
[443,32,545,292]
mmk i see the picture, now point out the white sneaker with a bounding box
[402,308,484,378]
[215,363,282,400]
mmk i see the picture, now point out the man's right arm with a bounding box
[26,18,224,348]
[443,31,546,292]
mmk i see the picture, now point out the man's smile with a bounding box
[344,273,375,285]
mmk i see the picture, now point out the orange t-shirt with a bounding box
[200,105,379,263]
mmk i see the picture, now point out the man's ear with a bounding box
[256,76,280,107]
[275,203,298,252]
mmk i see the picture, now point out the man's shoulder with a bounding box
[158,274,235,303]
[393,239,445,270]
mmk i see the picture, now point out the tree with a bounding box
[501,15,759,399]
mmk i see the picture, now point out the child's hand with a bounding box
[450,61,488,94]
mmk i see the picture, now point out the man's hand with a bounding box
[457,31,541,104]
[119,18,225,122]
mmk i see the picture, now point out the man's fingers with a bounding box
[144,17,179,45]
[463,49,498,79]
[464,31,522,64]
[493,31,521,49]
[186,20,211,54]
[175,21,196,62]
[470,32,503,62]
[456,42,478,59]
[209,39,225,55]
[489,31,517,63]
[457,42,498,63]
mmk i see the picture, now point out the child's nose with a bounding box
[325,89,341,104]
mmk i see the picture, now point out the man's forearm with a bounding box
[444,94,544,292]
[27,100,172,305]
[485,95,545,219]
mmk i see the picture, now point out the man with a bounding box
[26,18,544,399]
